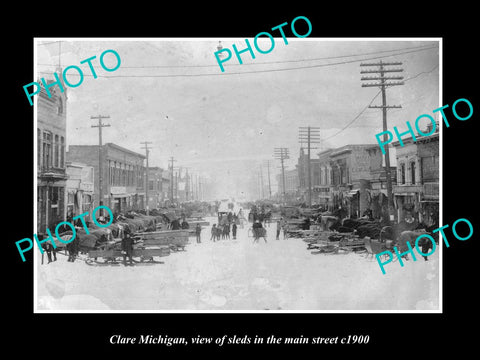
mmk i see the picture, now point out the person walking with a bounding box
[66,235,79,262]
[121,227,134,266]
[195,223,202,243]
[225,223,231,240]
[232,222,237,239]
[276,219,281,240]
[210,224,217,242]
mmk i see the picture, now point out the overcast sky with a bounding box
[36,38,440,199]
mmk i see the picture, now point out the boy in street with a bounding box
[195,223,202,243]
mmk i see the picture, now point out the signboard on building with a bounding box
[111,186,127,195]
[79,182,94,192]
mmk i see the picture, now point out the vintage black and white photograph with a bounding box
[33,38,441,312]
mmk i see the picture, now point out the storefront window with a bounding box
[410,162,416,185]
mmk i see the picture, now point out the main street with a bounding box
[36,215,439,311]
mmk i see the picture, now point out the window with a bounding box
[54,135,59,167]
[400,163,406,185]
[37,129,41,168]
[57,97,63,115]
[60,136,65,168]
[149,180,154,191]
[42,131,51,169]
[410,162,416,185]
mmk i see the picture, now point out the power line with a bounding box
[36,45,438,78]
[321,64,439,141]
[37,44,436,69]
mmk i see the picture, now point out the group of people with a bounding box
[210,222,238,242]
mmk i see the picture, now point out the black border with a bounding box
[7,4,478,356]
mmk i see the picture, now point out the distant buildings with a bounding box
[147,166,170,209]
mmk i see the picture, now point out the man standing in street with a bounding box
[195,223,202,243]
[121,227,134,266]
[210,224,217,242]
[276,219,281,240]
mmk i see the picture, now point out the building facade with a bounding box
[67,143,146,214]
[147,166,165,209]
[65,162,94,223]
[324,144,395,218]
[392,130,439,225]
[276,168,300,203]
[37,77,68,234]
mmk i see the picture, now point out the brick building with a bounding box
[37,74,68,234]
[67,143,146,214]
[392,127,439,225]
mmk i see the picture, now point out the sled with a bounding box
[85,247,170,266]
[135,230,189,251]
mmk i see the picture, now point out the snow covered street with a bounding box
[36,217,439,312]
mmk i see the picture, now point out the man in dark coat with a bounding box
[195,223,202,243]
[121,227,134,266]
[232,223,237,239]
[66,235,79,262]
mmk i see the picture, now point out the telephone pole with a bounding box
[258,166,265,199]
[361,60,404,223]
[263,160,272,199]
[140,141,152,215]
[91,115,110,215]
[274,147,290,205]
[169,156,177,204]
[299,126,320,208]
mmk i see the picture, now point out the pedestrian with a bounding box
[195,223,202,243]
[66,234,79,262]
[121,227,134,266]
[210,224,217,242]
[41,235,57,264]
[283,222,289,240]
[232,222,237,239]
[225,223,231,240]
[276,219,281,240]
[216,225,222,241]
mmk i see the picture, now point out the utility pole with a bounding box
[184,168,190,201]
[361,60,404,223]
[91,115,110,215]
[140,141,152,215]
[299,126,320,208]
[169,156,177,205]
[264,160,272,199]
[274,147,290,205]
[259,166,265,199]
